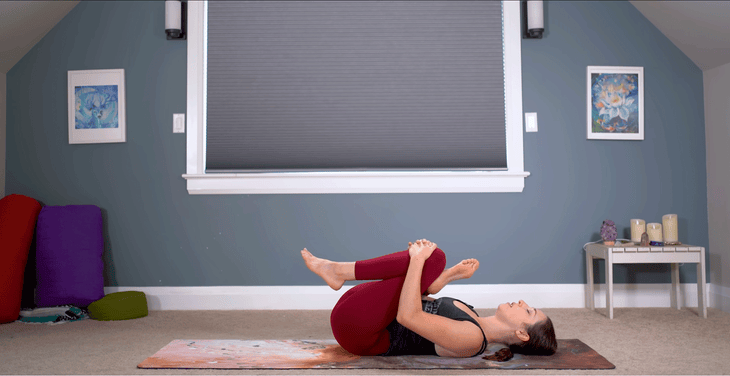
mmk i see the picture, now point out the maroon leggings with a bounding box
[329,248,446,356]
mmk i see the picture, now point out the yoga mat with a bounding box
[138,339,615,370]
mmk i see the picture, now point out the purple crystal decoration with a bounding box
[600,220,617,242]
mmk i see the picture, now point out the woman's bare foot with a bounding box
[427,258,480,295]
[301,248,346,291]
[452,258,479,278]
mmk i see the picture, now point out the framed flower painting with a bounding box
[586,66,643,140]
[68,69,126,144]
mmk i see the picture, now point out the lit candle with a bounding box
[662,214,678,243]
[630,219,645,244]
[647,223,663,242]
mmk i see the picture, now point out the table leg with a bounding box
[671,263,680,310]
[606,254,613,319]
[586,254,594,310]
[698,248,707,318]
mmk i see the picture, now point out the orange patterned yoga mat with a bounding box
[138,339,615,370]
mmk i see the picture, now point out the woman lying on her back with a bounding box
[301,239,557,359]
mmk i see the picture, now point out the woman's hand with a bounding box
[408,239,438,260]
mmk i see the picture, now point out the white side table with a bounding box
[585,243,707,319]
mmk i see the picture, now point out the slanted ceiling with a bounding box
[0,1,79,74]
[630,0,730,71]
[0,1,730,75]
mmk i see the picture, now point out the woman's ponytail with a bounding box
[482,347,514,362]
[483,316,557,362]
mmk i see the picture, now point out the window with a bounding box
[184,1,528,194]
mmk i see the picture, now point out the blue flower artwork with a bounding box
[590,73,639,134]
[74,85,119,129]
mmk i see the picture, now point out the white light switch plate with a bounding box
[173,113,185,133]
[525,112,538,132]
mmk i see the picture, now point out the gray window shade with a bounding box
[206,1,506,172]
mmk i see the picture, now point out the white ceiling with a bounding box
[0,1,729,74]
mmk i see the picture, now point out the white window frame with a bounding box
[183,0,529,194]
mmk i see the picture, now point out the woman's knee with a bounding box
[424,248,446,273]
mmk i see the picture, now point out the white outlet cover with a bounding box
[525,112,538,132]
[173,113,185,133]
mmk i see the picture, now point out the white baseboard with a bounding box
[104,283,726,312]
[711,283,730,313]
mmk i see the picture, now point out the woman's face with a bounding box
[496,300,547,330]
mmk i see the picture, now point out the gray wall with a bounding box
[6,1,709,288]
[704,62,730,311]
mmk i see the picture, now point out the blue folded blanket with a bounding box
[16,306,88,325]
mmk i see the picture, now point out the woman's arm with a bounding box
[396,240,484,357]
[395,252,429,324]
[396,239,437,323]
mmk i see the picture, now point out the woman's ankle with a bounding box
[427,266,461,294]
[334,262,356,281]
[426,276,446,295]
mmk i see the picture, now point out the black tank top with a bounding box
[380,297,488,356]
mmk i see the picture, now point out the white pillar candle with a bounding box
[630,219,646,243]
[662,214,678,243]
[647,223,663,242]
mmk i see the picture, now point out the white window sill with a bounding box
[182,171,530,194]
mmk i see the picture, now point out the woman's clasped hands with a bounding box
[408,238,438,260]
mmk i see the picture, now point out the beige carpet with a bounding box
[1,307,729,375]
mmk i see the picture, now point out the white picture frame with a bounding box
[586,66,644,140]
[68,69,126,144]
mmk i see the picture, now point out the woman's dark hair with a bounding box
[483,316,557,362]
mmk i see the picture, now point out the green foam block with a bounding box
[88,291,148,321]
